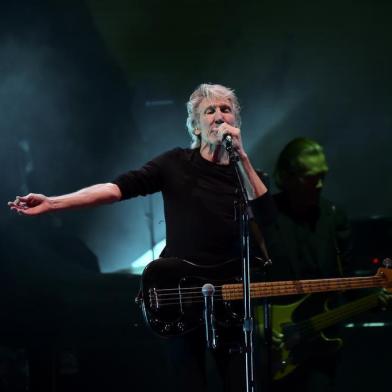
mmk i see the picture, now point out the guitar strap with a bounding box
[250,218,271,265]
[251,170,272,265]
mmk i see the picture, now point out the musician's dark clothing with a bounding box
[112,147,275,392]
[262,192,351,392]
[113,147,275,264]
[265,192,351,281]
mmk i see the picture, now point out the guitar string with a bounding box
[152,278,383,297]
[152,276,384,294]
[150,281,383,307]
[151,280,382,302]
[149,282,378,301]
[150,291,380,309]
[290,295,380,338]
[309,295,378,328]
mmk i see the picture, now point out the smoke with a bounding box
[0,34,76,197]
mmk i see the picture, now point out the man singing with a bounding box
[9,83,274,391]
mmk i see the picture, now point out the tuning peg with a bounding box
[382,258,392,268]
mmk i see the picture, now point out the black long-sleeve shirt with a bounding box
[112,147,275,265]
[265,192,352,281]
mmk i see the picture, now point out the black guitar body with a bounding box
[139,258,246,337]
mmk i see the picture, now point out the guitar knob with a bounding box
[177,322,185,331]
[383,258,392,268]
[164,323,172,332]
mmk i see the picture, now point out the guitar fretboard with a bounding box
[309,293,380,333]
[222,275,386,301]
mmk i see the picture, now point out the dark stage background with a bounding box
[1,0,391,391]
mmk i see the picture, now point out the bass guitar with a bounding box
[136,257,392,338]
[256,288,392,380]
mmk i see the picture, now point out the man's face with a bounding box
[289,152,329,206]
[195,98,236,146]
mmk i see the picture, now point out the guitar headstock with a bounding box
[376,258,392,293]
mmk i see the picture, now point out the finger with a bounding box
[218,123,239,134]
[18,195,32,202]
[9,201,26,208]
[17,208,30,215]
[10,206,26,215]
[10,204,23,210]
[10,198,20,206]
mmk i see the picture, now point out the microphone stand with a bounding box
[225,137,255,392]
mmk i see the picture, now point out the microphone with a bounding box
[215,121,234,153]
[202,283,217,349]
[222,133,233,149]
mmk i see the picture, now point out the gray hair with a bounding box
[186,83,241,149]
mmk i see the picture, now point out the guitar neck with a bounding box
[308,293,380,333]
[222,275,386,301]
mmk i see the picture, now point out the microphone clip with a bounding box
[222,133,239,162]
[202,283,217,350]
[222,133,233,152]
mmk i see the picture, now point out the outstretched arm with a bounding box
[8,183,122,216]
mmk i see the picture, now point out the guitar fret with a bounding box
[222,276,386,301]
[309,293,380,332]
